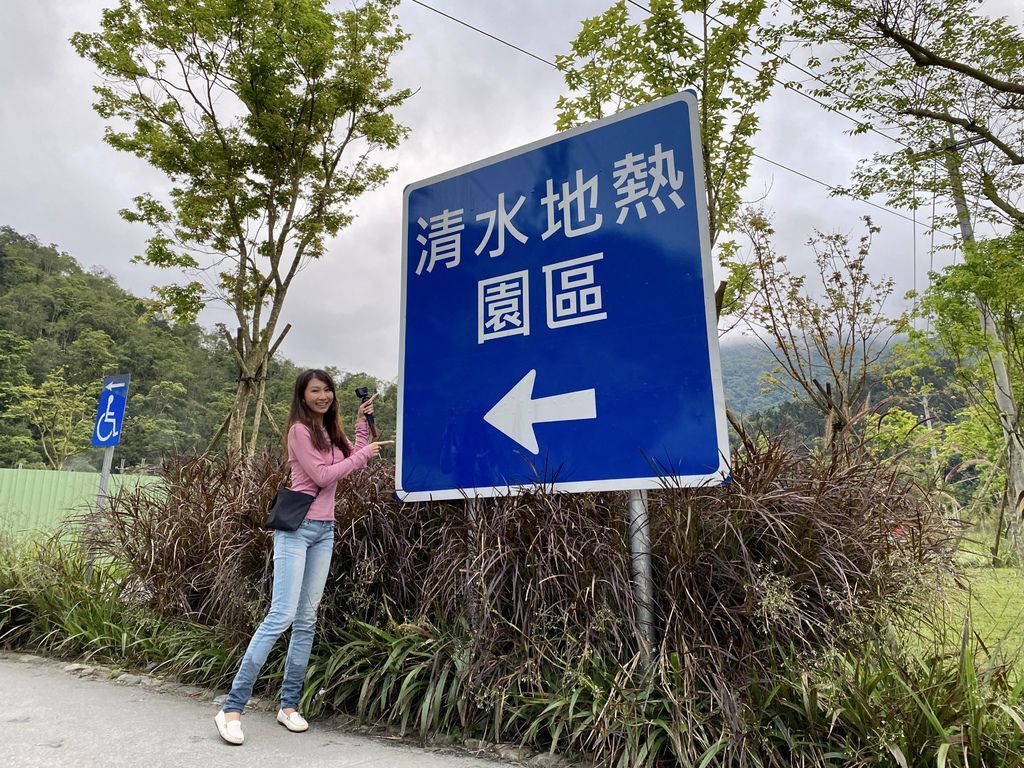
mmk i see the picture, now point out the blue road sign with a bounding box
[91,374,131,448]
[397,92,729,501]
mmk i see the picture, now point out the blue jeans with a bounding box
[223,519,334,713]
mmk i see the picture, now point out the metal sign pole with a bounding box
[628,489,655,657]
[85,445,114,581]
[86,373,131,582]
[466,496,479,629]
[95,445,115,509]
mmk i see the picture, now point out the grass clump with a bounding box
[0,535,240,684]
[958,569,1024,662]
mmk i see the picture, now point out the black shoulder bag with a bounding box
[264,443,333,531]
[263,487,319,531]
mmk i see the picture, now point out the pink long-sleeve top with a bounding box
[287,420,371,522]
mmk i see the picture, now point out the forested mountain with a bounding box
[719,336,907,442]
[0,227,393,471]
[719,339,790,416]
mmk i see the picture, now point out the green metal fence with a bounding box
[0,467,161,537]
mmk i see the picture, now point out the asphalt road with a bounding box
[0,654,502,768]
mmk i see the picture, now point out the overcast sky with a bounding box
[1,0,1020,381]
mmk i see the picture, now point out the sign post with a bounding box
[87,373,130,578]
[628,489,654,652]
[397,92,729,648]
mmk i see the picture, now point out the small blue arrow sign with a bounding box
[91,374,131,448]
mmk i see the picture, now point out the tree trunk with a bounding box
[972,300,1024,572]
[1006,439,1024,570]
[248,364,268,457]
[944,136,1024,569]
[226,376,254,457]
[223,324,272,458]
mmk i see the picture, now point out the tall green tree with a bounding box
[787,0,1024,229]
[0,331,40,467]
[555,0,780,322]
[921,231,1024,563]
[72,0,411,456]
[924,233,1024,393]
[13,367,94,471]
[786,0,1024,534]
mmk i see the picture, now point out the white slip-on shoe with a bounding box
[276,709,309,732]
[214,710,244,745]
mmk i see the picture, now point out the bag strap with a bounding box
[287,444,334,498]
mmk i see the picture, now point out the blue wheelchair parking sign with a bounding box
[91,374,131,448]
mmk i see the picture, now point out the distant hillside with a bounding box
[0,225,394,471]
[718,336,906,419]
[719,339,791,416]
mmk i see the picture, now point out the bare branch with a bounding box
[901,107,1024,165]
[876,18,1024,97]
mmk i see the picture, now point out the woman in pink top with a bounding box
[215,369,392,746]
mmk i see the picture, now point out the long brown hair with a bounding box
[287,369,353,457]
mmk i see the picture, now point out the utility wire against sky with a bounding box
[622,0,957,267]
[407,0,557,68]
[408,0,955,238]
[623,0,916,151]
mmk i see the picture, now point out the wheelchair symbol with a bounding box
[94,394,121,444]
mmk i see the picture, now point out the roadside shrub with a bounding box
[82,451,285,639]
[19,432,980,765]
[0,534,240,684]
[0,535,34,647]
[749,618,1024,767]
[643,434,952,761]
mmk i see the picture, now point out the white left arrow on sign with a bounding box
[483,369,597,454]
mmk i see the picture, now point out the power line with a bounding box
[622,3,959,239]
[750,151,932,229]
[408,0,556,68]
[622,0,915,151]
[407,0,955,237]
